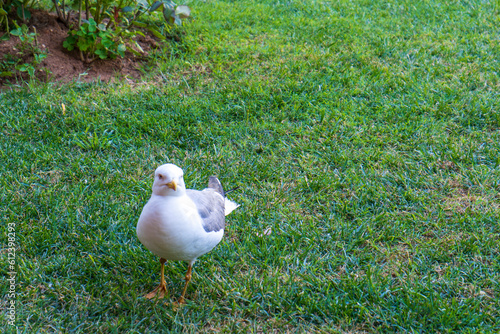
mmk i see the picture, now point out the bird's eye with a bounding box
[158,174,163,180]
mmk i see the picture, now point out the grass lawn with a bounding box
[1,0,500,332]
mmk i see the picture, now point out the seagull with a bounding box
[136,163,239,303]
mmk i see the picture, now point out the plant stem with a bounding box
[61,0,66,21]
[85,0,90,20]
[21,4,26,23]
[78,0,82,28]
[52,0,63,22]
[32,26,38,47]
[95,3,100,24]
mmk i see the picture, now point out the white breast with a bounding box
[137,194,224,262]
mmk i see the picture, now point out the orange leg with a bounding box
[145,258,168,299]
[177,264,193,304]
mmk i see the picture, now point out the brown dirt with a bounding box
[0,9,160,88]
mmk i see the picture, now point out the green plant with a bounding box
[0,2,9,32]
[0,53,17,77]
[51,0,71,26]
[63,18,127,62]
[0,0,39,31]
[126,0,191,39]
[59,0,191,61]
[159,0,190,26]
[13,0,35,23]
[10,23,38,51]
[1,24,47,79]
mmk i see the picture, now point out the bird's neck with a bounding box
[152,187,186,197]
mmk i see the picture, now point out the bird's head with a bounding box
[152,163,186,196]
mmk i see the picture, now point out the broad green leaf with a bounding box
[149,1,163,12]
[16,64,28,72]
[97,23,106,31]
[162,6,175,23]
[10,28,22,36]
[122,6,133,12]
[63,38,76,51]
[117,44,126,57]
[34,53,47,63]
[175,5,190,19]
[101,38,113,48]
[77,38,93,51]
[95,49,108,59]
[0,8,8,15]
[16,7,31,20]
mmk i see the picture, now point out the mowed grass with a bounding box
[1,0,500,332]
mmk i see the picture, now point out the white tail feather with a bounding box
[224,198,240,216]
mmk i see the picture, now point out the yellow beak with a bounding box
[166,180,177,191]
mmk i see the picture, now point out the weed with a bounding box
[60,0,191,61]
[1,23,48,80]
[63,18,127,62]
[0,0,39,30]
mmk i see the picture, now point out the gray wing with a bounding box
[208,176,224,196]
[186,188,225,233]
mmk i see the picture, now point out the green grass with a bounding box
[1,0,500,332]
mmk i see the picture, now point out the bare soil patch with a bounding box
[0,9,160,88]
